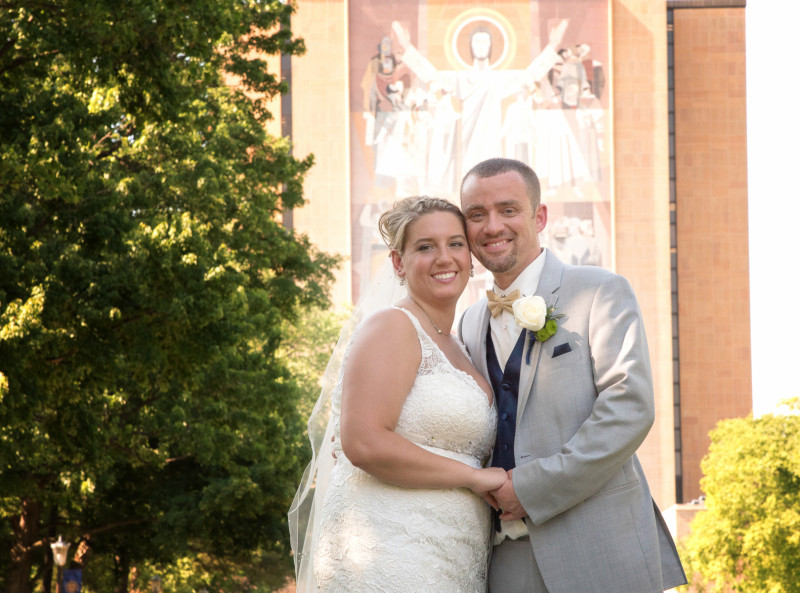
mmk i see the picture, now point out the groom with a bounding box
[458,158,687,593]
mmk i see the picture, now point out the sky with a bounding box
[746,1,800,416]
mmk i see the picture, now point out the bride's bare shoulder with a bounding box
[346,307,421,372]
[358,306,416,340]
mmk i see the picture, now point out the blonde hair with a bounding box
[378,196,465,253]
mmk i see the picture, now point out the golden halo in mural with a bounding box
[444,7,518,71]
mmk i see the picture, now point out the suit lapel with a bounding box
[517,254,564,417]
[462,297,491,379]
[472,303,491,378]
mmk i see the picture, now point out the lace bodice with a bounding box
[313,307,498,592]
[329,306,496,461]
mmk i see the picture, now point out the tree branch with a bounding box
[83,517,151,537]
[0,49,60,76]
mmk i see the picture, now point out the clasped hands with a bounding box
[472,468,527,521]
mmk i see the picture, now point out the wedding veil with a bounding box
[288,256,407,592]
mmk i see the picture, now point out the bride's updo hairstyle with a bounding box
[378,196,465,254]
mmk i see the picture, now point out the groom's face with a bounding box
[461,170,547,289]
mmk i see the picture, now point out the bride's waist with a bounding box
[330,429,489,468]
[395,428,485,467]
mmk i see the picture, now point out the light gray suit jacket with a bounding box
[459,253,686,592]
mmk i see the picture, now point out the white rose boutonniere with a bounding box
[512,295,548,332]
[512,295,564,363]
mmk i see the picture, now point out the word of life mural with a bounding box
[349,1,611,302]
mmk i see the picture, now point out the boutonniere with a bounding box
[512,295,564,363]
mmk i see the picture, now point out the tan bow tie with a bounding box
[486,289,521,317]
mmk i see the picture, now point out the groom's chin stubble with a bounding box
[480,253,517,275]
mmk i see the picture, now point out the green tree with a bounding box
[122,306,346,593]
[280,305,349,423]
[680,399,800,593]
[0,2,338,592]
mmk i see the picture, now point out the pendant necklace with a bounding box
[409,298,444,335]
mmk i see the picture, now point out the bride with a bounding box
[290,196,505,592]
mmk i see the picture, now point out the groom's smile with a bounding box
[485,238,513,251]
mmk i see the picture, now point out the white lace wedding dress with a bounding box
[313,307,498,592]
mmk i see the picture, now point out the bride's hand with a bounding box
[468,467,508,509]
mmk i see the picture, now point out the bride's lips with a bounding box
[432,271,458,281]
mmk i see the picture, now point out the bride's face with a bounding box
[393,211,471,304]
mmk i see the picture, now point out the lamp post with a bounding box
[149,576,162,593]
[50,536,71,593]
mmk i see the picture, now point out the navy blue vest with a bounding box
[487,327,528,471]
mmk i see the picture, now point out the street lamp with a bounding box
[149,576,162,593]
[50,536,71,593]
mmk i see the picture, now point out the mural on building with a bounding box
[349,1,611,300]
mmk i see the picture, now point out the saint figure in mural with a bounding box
[360,36,419,192]
[391,19,569,181]
[576,42,606,100]
[501,82,537,164]
[547,215,603,267]
[551,47,587,109]
[534,41,610,197]
[576,80,605,183]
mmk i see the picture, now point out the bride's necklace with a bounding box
[409,297,445,335]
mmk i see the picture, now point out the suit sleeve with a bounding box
[457,301,483,359]
[514,273,655,525]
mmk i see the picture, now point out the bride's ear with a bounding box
[390,249,404,278]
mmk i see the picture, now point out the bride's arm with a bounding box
[339,308,506,498]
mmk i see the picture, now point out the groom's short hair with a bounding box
[461,158,542,211]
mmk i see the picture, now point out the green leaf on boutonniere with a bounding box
[534,318,558,342]
[525,306,564,363]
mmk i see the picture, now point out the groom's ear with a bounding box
[535,203,548,233]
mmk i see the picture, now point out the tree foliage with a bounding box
[0,2,338,592]
[279,306,349,424]
[679,399,800,593]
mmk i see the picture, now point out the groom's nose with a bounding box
[483,212,505,235]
